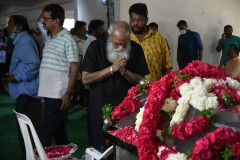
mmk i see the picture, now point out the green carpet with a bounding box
[0,93,89,159]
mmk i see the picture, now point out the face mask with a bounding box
[180,29,186,35]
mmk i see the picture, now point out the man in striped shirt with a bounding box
[38,4,79,147]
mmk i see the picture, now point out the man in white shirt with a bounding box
[38,4,79,147]
[83,19,106,59]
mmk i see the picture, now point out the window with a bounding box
[63,19,75,31]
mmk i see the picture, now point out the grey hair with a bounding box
[107,21,131,36]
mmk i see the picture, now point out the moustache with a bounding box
[132,26,140,29]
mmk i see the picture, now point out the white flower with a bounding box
[179,83,192,96]
[177,95,191,105]
[237,91,240,96]
[203,78,217,91]
[192,85,208,96]
[217,79,226,87]
[157,146,167,156]
[205,96,218,110]
[135,106,145,132]
[190,77,202,87]
[162,98,177,112]
[226,77,240,89]
[170,103,190,126]
[157,146,187,160]
[190,95,207,111]
[167,153,188,160]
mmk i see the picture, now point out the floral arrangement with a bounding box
[107,61,240,160]
[111,81,151,120]
[34,143,77,159]
[189,127,240,160]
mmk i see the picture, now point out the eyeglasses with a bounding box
[40,17,53,22]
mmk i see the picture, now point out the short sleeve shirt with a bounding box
[130,28,172,82]
[38,29,79,98]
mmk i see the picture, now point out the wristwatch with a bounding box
[66,90,74,97]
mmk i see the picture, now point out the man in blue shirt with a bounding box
[216,25,240,66]
[3,15,41,160]
[177,20,204,69]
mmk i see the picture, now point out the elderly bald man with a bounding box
[81,21,149,152]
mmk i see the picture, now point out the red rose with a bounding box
[188,154,202,160]
[200,150,214,159]
[171,123,186,140]
[193,137,210,154]
[196,116,210,127]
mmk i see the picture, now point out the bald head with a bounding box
[106,21,132,63]
[108,21,130,50]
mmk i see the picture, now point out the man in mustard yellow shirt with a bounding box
[129,3,172,82]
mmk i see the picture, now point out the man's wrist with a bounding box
[121,69,127,77]
[66,90,74,97]
[110,65,114,75]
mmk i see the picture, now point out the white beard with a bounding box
[106,37,131,63]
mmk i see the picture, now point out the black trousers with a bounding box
[39,98,68,147]
[16,94,41,160]
[0,63,7,93]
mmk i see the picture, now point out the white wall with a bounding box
[119,0,240,70]
[74,0,108,28]
[0,1,75,29]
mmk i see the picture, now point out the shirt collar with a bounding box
[51,28,67,39]
[13,31,27,45]
[130,26,154,42]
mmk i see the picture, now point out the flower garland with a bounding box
[169,76,240,140]
[157,145,187,160]
[111,83,151,121]
[135,61,236,159]
[188,127,240,160]
[170,110,216,140]
[110,61,240,160]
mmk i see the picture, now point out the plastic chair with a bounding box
[13,110,49,160]
[85,145,114,160]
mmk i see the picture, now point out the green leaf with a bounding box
[102,103,112,119]
[138,83,147,94]
[222,93,235,108]
[201,110,217,124]
[177,72,190,79]
[155,136,161,142]
[172,72,190,88]
[160,110,171,118]
[219,145,234,160]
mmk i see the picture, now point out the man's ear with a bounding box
[55,18,60,26]
[16,25,22,32]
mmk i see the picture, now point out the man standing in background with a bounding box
[83,19,106,59]
[216,25,240,67]
[176,20,204,69]
[72,21,87,107]
[4,15,41,159]
[129,3,172,82]
[38,3,79,147]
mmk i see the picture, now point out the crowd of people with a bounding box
[0,2,240,159]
